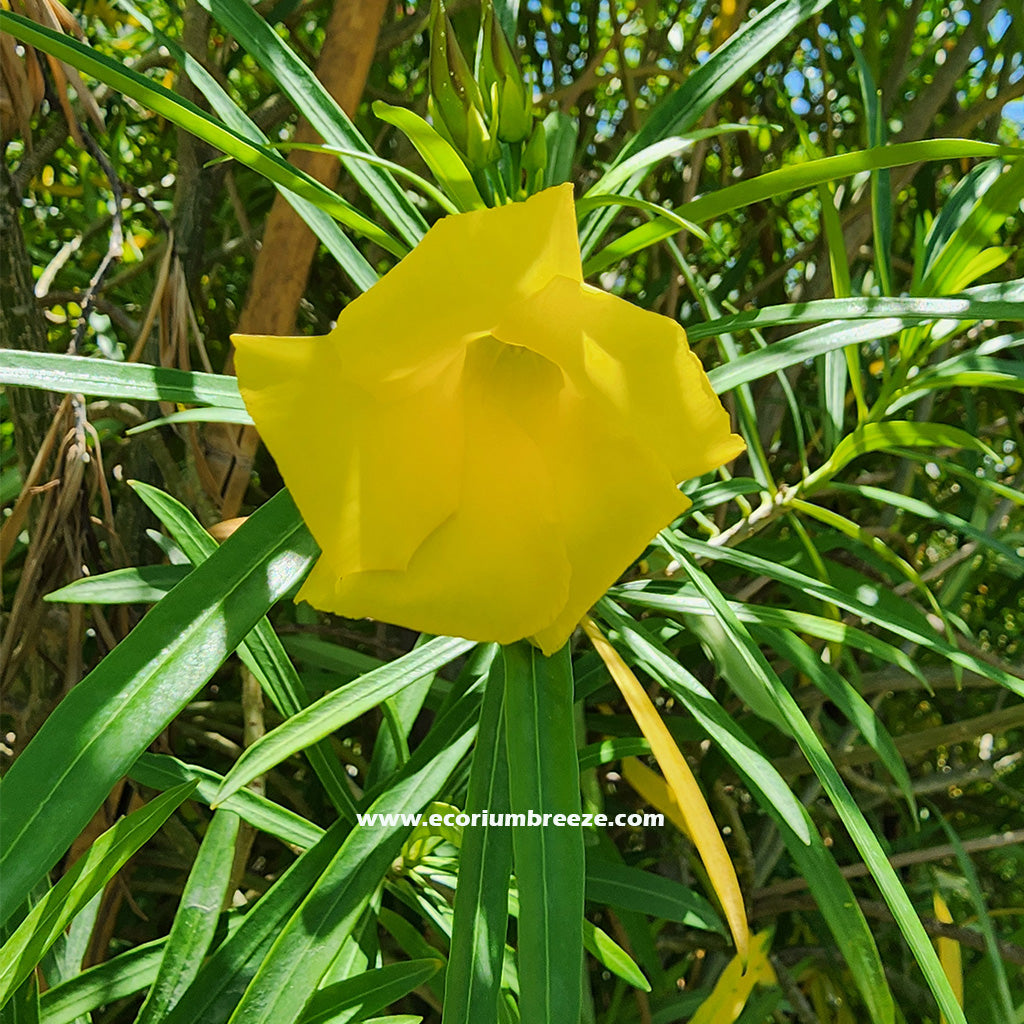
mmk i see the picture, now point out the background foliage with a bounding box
[1,1,1023,1022]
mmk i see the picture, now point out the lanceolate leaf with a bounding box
[671,555,967,1024]
[579,0,832,256]
[808,421,1001,485]
[118,0,378,290]
[157,821,350,1024]
[224,697,479,1024]
[299,959,443,1024]
[130,481,358,820]
[443,656,513,1024]
[211,636,476,805]
[0,490,317,926]
[595,599,896,1024]
[0,11,404,260]
[135,810,242,1024]
[585,140,1019,273]
[372,101,486,213]
[195,0,427,247]
[503,643,584,1024]
[129,753,324,850]
[686,285,1024,341]
[0,350,244,408]
[706,317,910,395]
[46,565,192,605]
[39,937,170,1024]
[584,858,723,934]
[0,784,196,1006]
[644,536,1024,697]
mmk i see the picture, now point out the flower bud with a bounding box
[479,0,533,144]
[428,0,497,167]
[521,121,548,195]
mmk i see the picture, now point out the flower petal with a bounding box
[233,334,463,574]
[299,335,572,644]
[316,181,581,395]
[529,388,689,655]
[494,275,746,483]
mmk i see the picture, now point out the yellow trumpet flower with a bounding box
[233,184,744,654]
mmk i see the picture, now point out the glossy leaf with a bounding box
[0,490,316,925]
[212,636,476,805]
[503,643,584,1024]
[0,784,196,1005]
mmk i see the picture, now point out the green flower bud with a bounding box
[479,0,534,144]
[521,120,548,195]
[428,0,498,168]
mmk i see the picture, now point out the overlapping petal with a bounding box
[234,184,744,654]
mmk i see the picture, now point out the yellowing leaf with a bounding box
[933,892,963,1024]
[584,617,749,958]
[688,930,776,1024]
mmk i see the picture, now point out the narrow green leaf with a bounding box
[686,287,1024,342]
[581,920,649,991]
[541,111,578,188]
[920,162,1005,282]
[672,555,966,1024]
[618,0,830,160]
[0,490,316,926]
[299,959,442,1024]
[596,600,896,1024]
[0,11,406,259]
[158,822,349,1024]
[585,859,723,934]
[853,47,893,295]
[0,350,244,407]
[649,537,1024,697]
[579,0,831,256]
[224,697,479,1024]
[46,565,191,605]
[116,0,378,290]
[136,810,241,1024]
[750,626,916,814]
[0,784,196,1005]
[933,818,1015,1021]
[39,937,168,1024]
[922,160,1024,295]
[130,753,324,850]
[503,643,584,1024]
[828,481,1024,577]
[212,637,476,806]
[888,355,1024,409]
[809,421,1001,485]
[0,974,38,1024]
[196,0,427,247]
[706,318,909,396]
[586,140,1019,274]
[584,125,770,199]
[126,407,253,434]
[443,655,512,1024]
[372,102,486,212]
[130,481,358,820]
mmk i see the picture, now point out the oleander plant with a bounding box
[1,1,1023,1022]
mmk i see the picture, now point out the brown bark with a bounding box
[202,0,390,518]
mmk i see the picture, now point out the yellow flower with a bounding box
[233,184,744,654]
